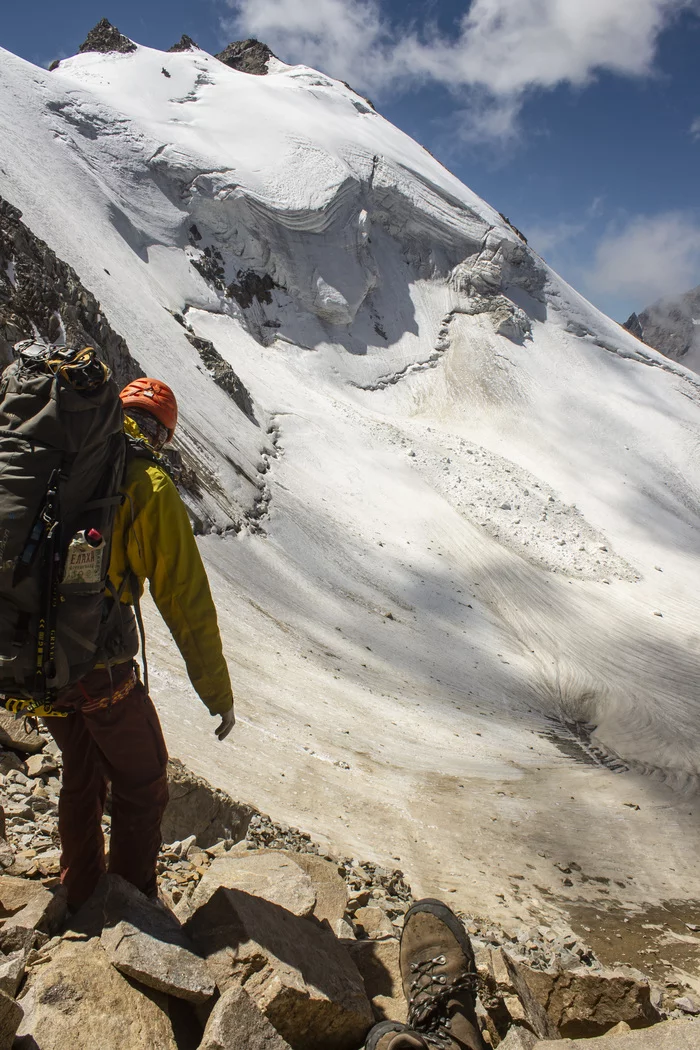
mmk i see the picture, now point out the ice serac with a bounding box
[1,33,700,930]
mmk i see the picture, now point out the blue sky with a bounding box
[3,0,700,322]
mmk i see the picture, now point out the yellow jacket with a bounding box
[108,419,233,716]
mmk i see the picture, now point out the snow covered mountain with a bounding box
[624,285,700,375]
[2,25,700,938]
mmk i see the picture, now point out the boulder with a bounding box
[162,760,254,848]
[0,950,26,997]
[86,875,215,1003]
[25,753,59,779]
[183,885,373,1050]
[15,939,179,1049]
[0,840,12,873]
[0,987,22,1050]
[347,938,406,1024]
[0,751,27,776]
[282,852,347,927]
[478,948,558,1040]
[533,1015,700,1048]
[199,985,292,1049]
[181,851,316,920]
[524,965,660,1038]
[0,714,45,755]
[91,873,215,1003]
[0,875,66,937]
[353,905,395,940]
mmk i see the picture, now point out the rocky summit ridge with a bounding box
[0,716,698,1049]
[50,20,275,78]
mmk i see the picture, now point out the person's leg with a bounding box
[81,674,169,898]
[47,713,108,909]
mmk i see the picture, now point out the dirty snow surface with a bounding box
[1,40,700,949]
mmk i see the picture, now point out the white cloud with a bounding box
[691,116,700,140]
[528,219,587,256]
[224,0,696,138]
[585,212,700,305]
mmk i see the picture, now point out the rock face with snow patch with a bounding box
[79,19,137,56]
[168,35,201,54]
[215,39,275,75]
[0,196,139,384]
[623,284,700,373]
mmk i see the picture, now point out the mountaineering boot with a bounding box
[399,898,486,1050]
[366,1020,430,1050]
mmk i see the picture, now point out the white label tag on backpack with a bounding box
[62,532,105,585]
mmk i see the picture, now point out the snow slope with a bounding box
[1,38,699,937]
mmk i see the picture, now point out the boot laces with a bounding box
[407,956,479,1048]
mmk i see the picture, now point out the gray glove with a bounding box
[215,707,235,741]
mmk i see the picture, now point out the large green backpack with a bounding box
[0,341,126,705]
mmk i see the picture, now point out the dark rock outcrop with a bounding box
[167,35,200,54]
[215,39,274,76]
[184,331,257,424]
[79,18,137,55]
[0,195,140,387]
[623,286,700,363]
[228,270,277,310]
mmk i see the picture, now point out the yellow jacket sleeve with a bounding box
[125,463,234,716]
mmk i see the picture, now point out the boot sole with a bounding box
[365,1019,410,1049]
[402,897,477,971]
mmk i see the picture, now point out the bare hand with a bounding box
[215,707,235,741]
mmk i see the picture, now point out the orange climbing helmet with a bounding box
[119,378,178,441]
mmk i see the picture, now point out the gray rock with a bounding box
[477,948,558,1040]
[0,752,27,776]
[0,950,26,997]
[347,938,406,1025]
[70,875,214,1004]
[180,851,316,920]
[15,939,179,1049]
[0,840,12,872]
[25,754,59,779]
[183,884,373,1050]
[168,34,200,53]
[198,985,292,1049]
[0,714,45,755]
[0,195,138,386]
[284,852,347,927]
[162,759,254,849]
[0,987,22,1050]
[78,18,137,55]
[102,917,215,1004]
[215,39,275,75]
[523,965,660,1038]
[500,1028,538,1049]
[0,875,66,936]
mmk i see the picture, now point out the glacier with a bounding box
[1,35,699,938]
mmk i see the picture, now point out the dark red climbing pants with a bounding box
[46,661,169,909]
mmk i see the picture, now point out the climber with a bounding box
[366,898,487,1050]
[46,377,235,910]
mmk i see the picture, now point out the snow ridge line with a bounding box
[564,322,700,401]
